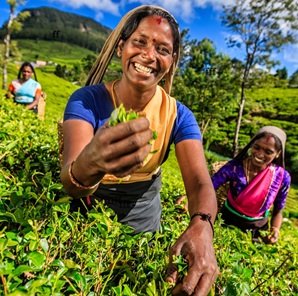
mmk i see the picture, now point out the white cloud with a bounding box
[127,0,230,21]
[50,0,120,15]
[52,0,232,22]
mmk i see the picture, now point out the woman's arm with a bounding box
[266,207,283,244]
[6,83,15,99]
[265,171,291,244]
[176,140,217,219]
[166,139,218,296]
[26,89,41,110]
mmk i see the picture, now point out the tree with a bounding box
[288,69,298,88]
[222,0,298,155]
[275,67,288,80]
[172,38,240,148]
[2,0,29,89]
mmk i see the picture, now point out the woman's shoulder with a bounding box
[281,166,291,184]
[271,164,291,185]
[28,78,41,88]
[71,83,108,100]
[175,100,191,114]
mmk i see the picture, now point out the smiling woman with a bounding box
[212,126,291,244]
[60,5,219,296]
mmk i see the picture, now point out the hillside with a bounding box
[16,39,96,67]
[0,6,111,52]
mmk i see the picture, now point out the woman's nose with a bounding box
[256,151,264,158]
[142,45,156,60]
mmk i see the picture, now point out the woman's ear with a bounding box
[275,152,281,159]
[117,40,124,57]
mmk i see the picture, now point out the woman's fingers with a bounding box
[192,268,219,296]
[166,242,184,285]
[90,117,153,175]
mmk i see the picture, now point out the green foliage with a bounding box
[275,67,288,80]
[0,90,298,295]
[108,104,140,126]
[221,0,298,154]
[33,67,79,122]
[289,69,298,88]
[172,38,239,147]
[222,0,298,68]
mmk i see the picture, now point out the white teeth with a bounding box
[134,63,152,74]
[254,156,264,163]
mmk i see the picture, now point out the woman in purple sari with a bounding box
[212,126,291,243]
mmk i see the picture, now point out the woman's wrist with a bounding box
[190,212,214,237]
[271,226,280,234]
[69,160,101,190]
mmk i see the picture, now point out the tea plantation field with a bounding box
[0,65,297,295]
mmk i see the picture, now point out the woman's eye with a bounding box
[157,46,171,55]
[134,39,146,46]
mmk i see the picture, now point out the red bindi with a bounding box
[264,135,274,143]
[155,16,162,24]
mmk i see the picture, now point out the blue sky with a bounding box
[1,0,298,76]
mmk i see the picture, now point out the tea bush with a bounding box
[0,96,297,295]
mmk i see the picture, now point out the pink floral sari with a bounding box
[228,165,284,218]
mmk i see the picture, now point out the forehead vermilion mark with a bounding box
[156,16,162,25]
[264,135,274,143]
[155,16,162,24]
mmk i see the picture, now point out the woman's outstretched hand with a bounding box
[264,227,279,244]
[166,219,219,296]
[87,116,153,178]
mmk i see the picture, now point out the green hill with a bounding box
[0,6,111,52]
[16,39,95,67]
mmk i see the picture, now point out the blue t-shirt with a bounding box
[64,83,202,157]
[64,83,202,232]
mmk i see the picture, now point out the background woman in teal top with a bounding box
[6,61,42,112]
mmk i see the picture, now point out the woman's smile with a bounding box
[119,15,174,88]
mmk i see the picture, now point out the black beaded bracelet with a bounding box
[190,212,214,237]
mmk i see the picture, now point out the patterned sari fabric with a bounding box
[227,165,284,218]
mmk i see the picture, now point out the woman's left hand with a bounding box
[166,219,219,296]
[265,227,279,244]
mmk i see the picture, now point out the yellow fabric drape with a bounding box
[102,85,177,184]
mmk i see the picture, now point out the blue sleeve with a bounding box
[63,84,113,130]
[172,101,202,144]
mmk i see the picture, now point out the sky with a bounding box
[1,0,298,76]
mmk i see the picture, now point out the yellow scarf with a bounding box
[102,84,177,184]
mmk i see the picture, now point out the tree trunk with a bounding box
[233,84,246,156]
[233,54,253,156]
[2,3,15,90]
[2,34,10,90]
